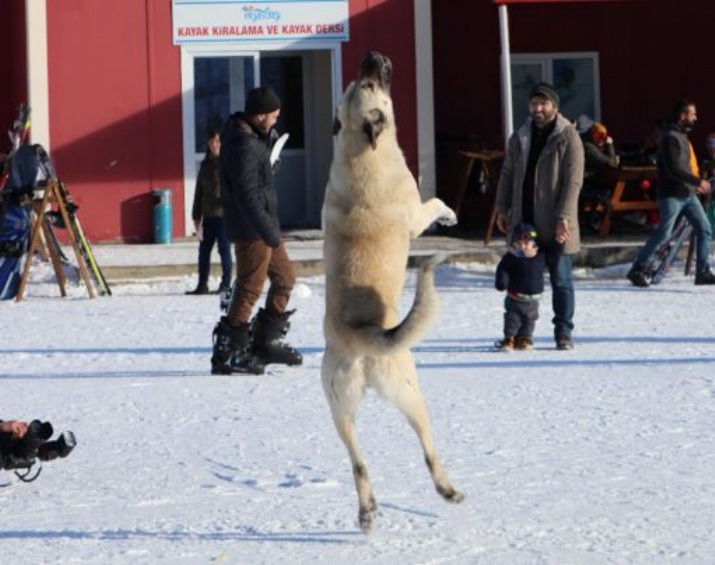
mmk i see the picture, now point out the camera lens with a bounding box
[37,431,76,461]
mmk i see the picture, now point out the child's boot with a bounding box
[494,337,515,352]
[515,336,534,351]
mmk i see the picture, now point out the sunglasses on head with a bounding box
[518,231,537,241]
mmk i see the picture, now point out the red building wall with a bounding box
[46,0,182,243]
[42,0,418,242]
[5,1,713,240]
[343,0,418,174]
[432,0,715,229]
[433,0,715,157]
[3,1,418,242]
[0,0,27,147]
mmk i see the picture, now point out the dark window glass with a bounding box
[194,57,255,152]
[260,56,304,149]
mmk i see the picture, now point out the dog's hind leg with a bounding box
[369,353,465,504]
[321,349,378,533]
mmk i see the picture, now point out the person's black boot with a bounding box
[626,267,650,288]
[186,284,209,295]
[213,279,232,295]
[219,283,234,312]
[252,308,303,367]
[229,350,266,375]
[694,268,715,285]
[211,317,250,375]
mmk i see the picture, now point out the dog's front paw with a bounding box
[437,207,458,227]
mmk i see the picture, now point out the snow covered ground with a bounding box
[1,255,714,564]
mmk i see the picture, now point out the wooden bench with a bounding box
[454,149,504,244]
[588,165,658,237]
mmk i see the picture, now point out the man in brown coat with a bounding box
[495,82,584,350]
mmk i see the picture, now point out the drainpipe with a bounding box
[498,4,513,146]
[25,0,51,148]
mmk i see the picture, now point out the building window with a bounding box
[511,52,600,127]
[192,55,304,152]
[194,56,255,152]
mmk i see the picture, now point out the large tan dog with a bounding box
[321,51,464,533]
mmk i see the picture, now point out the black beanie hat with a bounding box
[529,82,560,107]
[245,86,281,115]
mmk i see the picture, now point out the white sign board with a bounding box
[172,0,350,44]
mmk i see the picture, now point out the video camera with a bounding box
[0,420,76,482]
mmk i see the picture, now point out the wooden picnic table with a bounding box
[595,165,658,237]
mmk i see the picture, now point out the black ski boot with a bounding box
[211,317,251,375]
[228,350,266,375]
[219,283,234,312]
[252,308,303,367]
[694,268,715,285]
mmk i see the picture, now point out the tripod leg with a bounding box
[684,231,695,276]
[651,221,692,285]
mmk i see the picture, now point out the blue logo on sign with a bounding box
[243,6,281,22]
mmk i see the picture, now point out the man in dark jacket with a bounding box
[627,100,715,287]
[185,130,232,295]
[211,86,303,375]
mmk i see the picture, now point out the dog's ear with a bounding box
[332,113,342,136]
[362,109,385,150]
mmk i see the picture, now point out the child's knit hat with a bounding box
[512,223,538,243]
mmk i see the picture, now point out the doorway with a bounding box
[181,46,338,234]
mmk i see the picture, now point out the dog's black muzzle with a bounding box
[359,51,392,93]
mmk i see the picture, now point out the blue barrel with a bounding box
[153,188,172,244]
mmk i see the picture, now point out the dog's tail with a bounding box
[356,253,447,355]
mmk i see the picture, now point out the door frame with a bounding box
[179,40,343,235]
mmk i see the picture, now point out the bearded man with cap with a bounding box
[210,85,303,375]
[495,81,584,350]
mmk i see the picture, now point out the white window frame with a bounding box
[511,51,601,127]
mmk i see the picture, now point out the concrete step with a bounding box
[96,237,659,282]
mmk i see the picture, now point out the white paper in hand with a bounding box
[270,133,289,166]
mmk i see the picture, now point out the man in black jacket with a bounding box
[627,100,715,287]
[211,86,303,375]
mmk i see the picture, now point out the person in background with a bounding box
[494,223,562,352]
[0,419,28,470]
[210,86,302,375]
[578,121,621,233]
[186,130,232,295]
[495,82,584,350]
[581,121,619,189]
[627,99,715,287]
[0,418,76,472]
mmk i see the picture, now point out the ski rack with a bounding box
[15,180,97,300]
